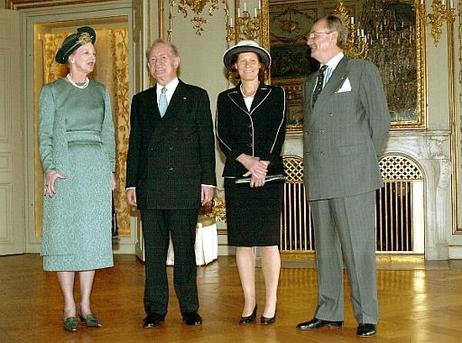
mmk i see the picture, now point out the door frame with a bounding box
[0,9,24,255]
[20,0,136,253]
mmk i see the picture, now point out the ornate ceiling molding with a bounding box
[6,0,113,10]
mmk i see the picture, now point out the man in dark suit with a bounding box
[126,40,216,328]
[296,16,390,337]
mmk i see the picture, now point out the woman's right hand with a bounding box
[44,171,65,198]
[249,174,266,188]
[247,160,269,188]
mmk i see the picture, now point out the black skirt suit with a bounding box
[216,83,286,246]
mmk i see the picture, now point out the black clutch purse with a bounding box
[235,174,285,184]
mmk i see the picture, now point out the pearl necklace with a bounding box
[240,84,257,98]
[66,74,89,89]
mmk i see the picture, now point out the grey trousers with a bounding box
[310,191,378,324]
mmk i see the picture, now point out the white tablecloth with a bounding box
[166,222,218,266]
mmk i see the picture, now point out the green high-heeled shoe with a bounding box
[79,313,102,327]
[63,316,79,332]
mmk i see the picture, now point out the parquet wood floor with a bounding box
[1,254,462,342]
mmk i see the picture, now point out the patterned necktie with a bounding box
[159,87,168,117]
[312,65,328,108]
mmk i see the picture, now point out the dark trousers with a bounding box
[140,208,199,315]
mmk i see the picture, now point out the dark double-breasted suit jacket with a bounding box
[126,80,217,209]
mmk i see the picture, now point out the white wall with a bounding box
[154,1,233,188]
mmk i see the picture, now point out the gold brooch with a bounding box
[77,32,93,45]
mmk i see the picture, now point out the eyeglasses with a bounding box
[306,31,332,40]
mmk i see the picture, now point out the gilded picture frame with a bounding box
[263,0,427,132]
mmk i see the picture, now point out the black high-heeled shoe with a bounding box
[260,308,277,325]
[239,305,257,324]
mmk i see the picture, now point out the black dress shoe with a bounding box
[182,311,202,326]
[296,318,343,330]
[239,306,257,324]
[357,323,376,337]
[143,313,165,328]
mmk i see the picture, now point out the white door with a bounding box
[0,9,25,255]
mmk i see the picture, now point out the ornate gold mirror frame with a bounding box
[364,0,427,129]
[262,0,427,131]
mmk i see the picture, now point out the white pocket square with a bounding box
[336,78,352,93]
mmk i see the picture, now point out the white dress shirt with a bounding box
[321,52,344,87]
[156,78,179,107]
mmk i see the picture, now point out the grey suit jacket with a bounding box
[303,57,390,200]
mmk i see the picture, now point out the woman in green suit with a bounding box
[38,26,115,332]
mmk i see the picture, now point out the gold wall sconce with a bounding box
[170,0,269,48]
[226,0,268,46]
[335,0,368,59]
[226,1,261,43]
[421,0,456,46]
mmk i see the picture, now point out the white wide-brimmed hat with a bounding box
[223,40,271,70]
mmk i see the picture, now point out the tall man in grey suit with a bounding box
[126,40,216,328]
[296,16,390,337]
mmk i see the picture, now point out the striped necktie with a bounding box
[312,65,328,108]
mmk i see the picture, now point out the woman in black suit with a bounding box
[216,40,286,325]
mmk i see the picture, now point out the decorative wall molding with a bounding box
[0,185,12,242]
[6,0,113,10]
[0,153,12,174]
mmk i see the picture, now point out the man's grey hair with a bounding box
[321,15,346,49]
[145,39,179,60]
